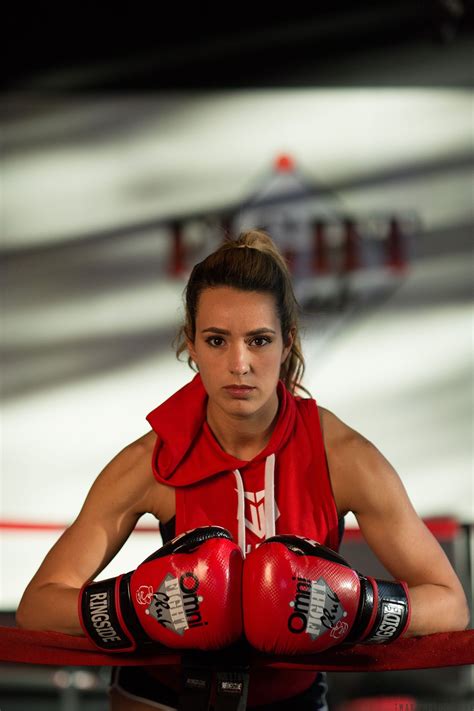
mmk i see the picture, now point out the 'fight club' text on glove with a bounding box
[79,526,243,652]
[243,534,410,654]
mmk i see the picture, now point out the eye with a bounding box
[249,336,272,347]
[205,336,225,347]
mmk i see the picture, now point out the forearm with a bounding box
[404,583,470,637]
[16,583,83,636]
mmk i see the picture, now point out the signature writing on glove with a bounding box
[137,575,207,634]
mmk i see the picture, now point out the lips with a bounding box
[224,385,255,397]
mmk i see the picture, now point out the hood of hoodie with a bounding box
[146,373,297,487]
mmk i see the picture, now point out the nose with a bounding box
[228,342,250,376]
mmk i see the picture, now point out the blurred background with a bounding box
[1,2,473,709]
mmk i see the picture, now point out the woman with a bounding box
[16,230,469,710]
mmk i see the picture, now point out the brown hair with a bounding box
[175,229,309,395]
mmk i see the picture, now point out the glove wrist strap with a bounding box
[79,573,138,652]
[361,577,411,644]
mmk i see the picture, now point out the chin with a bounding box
[224,398,257,413]
[227,396,269,419]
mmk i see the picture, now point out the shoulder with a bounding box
[316,406,384,517]
[132,429,159,455]
[88,430,163,516]
[317,405,368,451]
[112,429,157,479]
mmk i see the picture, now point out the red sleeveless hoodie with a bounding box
[146,373,339,553]
[145,373,340,706]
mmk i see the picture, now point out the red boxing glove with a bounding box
[243,535,410,655]
[79,526,243,652]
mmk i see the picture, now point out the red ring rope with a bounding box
[0,627,472,671]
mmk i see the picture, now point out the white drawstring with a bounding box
[233,469,246,558]
[233,453,276,557]
[264,454,276,539]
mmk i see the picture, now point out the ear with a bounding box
[186,336,198,364]
[281,327,296,364]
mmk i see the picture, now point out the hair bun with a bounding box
[230,229,290,275]
[234,229,275,251]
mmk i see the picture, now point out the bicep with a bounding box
[345,437,460,590]
[26,441,154,591]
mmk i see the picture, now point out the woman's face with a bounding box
[187,287,293,421]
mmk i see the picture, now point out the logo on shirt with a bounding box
[240,489,280,539]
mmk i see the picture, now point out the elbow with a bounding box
[451,581,470,631]
[16,582,37,629]
[458,595,471,631]
[405,582,471,636]
[16,590,43,631]
[15,599,41,631]
[16,582,83,635]
[445,586,470,632]
[16,600,53,632]
[15,601,31,630]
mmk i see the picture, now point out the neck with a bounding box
[206,391,280,460]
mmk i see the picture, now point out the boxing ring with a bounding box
[3,117,473,707]
[1,516,472,708]
[0,626,472,711]
[0,625,472,671]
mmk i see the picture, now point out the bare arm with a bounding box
[321,407,470,637]
[16,434,160,635]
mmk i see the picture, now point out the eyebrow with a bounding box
[201,327,277,336]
